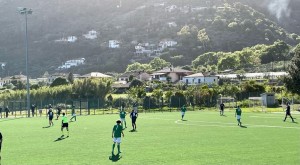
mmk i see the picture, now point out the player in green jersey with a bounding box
[235,106,242,126]
[61,113,69,137]
[119,109,127,129]
[181,105,186,120]
[112,120,124,155]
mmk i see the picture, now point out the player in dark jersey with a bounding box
[31,104,36,117]
[56,106,62,120]
[47,109,54,126]
[283,103,295,122]
[130,110,138,131]
[0,131,2,160]
[220,102,225,116]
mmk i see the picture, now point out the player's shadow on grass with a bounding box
[42,126,51,128]
[54,135,69,142]
[129,129,137,132]
[109,154,122,162]
[240,125,247,128]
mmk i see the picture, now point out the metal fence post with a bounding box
[80,99,82,115]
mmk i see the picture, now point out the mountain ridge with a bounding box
[0,0,299,77]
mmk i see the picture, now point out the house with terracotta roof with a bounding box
[151,68,193,83]
[118,71,151,82]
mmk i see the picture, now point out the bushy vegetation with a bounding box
[192,40,291,72]
[0,78,112,106]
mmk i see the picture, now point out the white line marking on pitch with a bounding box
[141,116,300,129]
[175,120,300,129]
[249,116,284,119]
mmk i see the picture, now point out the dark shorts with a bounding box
[132,117,137,123]
[62,123,68,128]
[49,117,53,120]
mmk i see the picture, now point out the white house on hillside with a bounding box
[165,5,177,12]
[55,36,77,43]
[159,40,177,50]
[57,58,85,70]
[0,74,28,86]
[109,40,120,48]
[80,72,112,79]
[136,43,154,54]
[167,22,177,28]
[83,30,97,39]
[182,73,219,85]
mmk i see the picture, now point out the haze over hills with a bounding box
[0,0,299,77]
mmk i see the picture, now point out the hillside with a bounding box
[0,0,299,77]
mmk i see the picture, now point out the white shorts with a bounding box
[113,137,121,143]
[236,115,241,120]
[181,112,185,116]
[120,118,126,122]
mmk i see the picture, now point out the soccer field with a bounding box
[0,111,299,165]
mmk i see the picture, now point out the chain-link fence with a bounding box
[0,92,299,118]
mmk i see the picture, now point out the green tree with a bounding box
[192,52,219,68]
[50,77,69,87]
[67,72,74,84]
[107,94,113,108]
[14,81,26,90]
[228,22,239,31]
[218,54,239,71]
[165,90,173,104]
[72,78,111,101]
[126,62,152,72]
[241,81,265,93]
[129,79,144,88]
[284,44,300,94]
[127,86,146,102]
[260,41,290,64]
[197,29,210,51]
[149,57,171,70]
[152,89,164,108]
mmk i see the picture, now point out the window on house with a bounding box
[198,79,201,84]
[186,79,188,84]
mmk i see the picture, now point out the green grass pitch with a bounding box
[0,111,299,165]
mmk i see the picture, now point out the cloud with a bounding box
[267,0,291,21]
[1,63,6,70]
